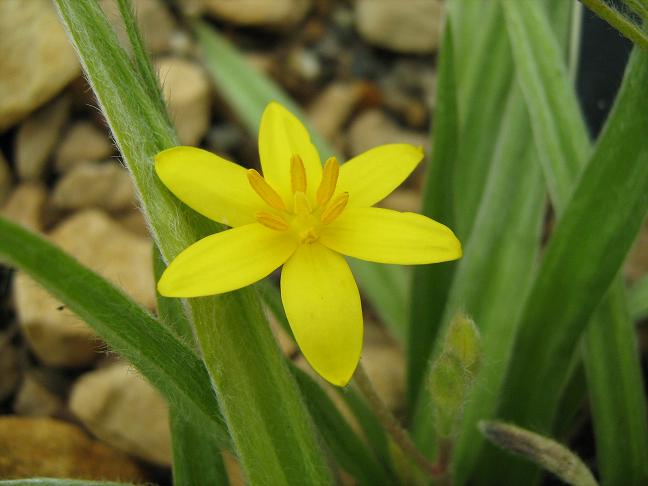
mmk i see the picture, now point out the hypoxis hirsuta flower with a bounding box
[155,102,462,386]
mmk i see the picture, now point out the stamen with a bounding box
[255,211,289,231]
[290,154,307,194]
[316,157,340,206]
[247,169,286,210]
[293,191,312,218]
[321,192,349,224]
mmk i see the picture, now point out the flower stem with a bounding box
[352,362,439,479]
[578,0,648,50]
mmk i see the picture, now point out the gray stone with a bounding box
[355,0,443,54]
[70,362,172,466]
[0,0,79,131]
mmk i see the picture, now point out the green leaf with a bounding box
[194,21,409,342]
[583,283,648,484]
[408,21,459,408]
[54,2,331,483]
[479,421,598,486]
[291,366,393,485]
[0,481,133,486]
[0,217,229,446]
[502,0,590,210]
[630,275,648,321]
[486,48,648,482]
[154,249,229,486]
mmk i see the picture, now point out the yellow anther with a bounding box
[293,191,312,218]
[316,157,340,206]
[247,169,286,211]
[290,154,307,194]
[321,192,349,225]
[255,211,289,231]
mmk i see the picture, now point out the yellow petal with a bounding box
[159,223,297,297]
[336,144,424,208]
[281,243,362,386]
[156,146,266,227]
[320,207,462,264]
[258,102,322,203]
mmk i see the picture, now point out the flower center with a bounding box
[247,155,348,244]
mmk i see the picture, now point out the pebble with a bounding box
[362,324,406,412]
[287,47,322,82]
[70,362,172,466]
[347,109,429,157]
[1,183,48,233]
[308,81,363,140]
[0,337,20,402]
[0,416,145,481]
[14,210,155,367]
[157,57,211,146]
[201,0,312,28]
[0,0,79,131]
[0,151,11,205]
[55,121,115,172]
[15,96,71,181]
[378,189,421,213]
[355,0,443,54]
[51,161,136,212]
[100,0,177,54]
[117,209,150,238]
[13,373,64,417]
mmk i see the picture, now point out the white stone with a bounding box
[14,210,155,367]
[0,0,80,131]
[52,162,136,212]
[70,362,172,466]
[355,0,443,54]
[157,57,212,146]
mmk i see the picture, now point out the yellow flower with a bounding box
[155,102,462,386]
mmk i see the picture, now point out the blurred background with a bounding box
[0,0,643,484]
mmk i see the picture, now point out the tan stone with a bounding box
[13,374,64,417]
[0,150,11,205]
[70,362,172,465]
[117,209,150,238]
[201,0,311,27]
[55,121,114,172]
[158,57,212,145]
[0,338,20,402]
[626,222,648,282]
[308,81,363,140]
[52,161,136,212]
[378,189,420,213]
[0,0,80,131]
[347,109,429,157]
[15,95,71,180]
[355,0,443,54]
[1,183,48,233]
[14,210,155,367]
[0,416,145,481]
[100,0,177,54]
